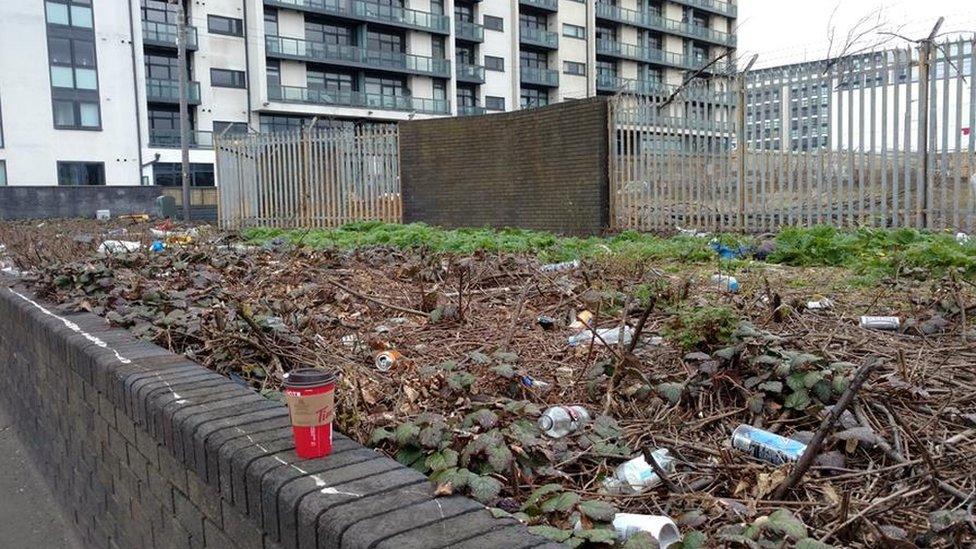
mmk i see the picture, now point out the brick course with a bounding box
[0,282,560,549]
[400,97,610,237]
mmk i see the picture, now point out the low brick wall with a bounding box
[0,186,216,222]
[0,281,556,549]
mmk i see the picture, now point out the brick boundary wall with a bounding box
[0,186,216,222]
[400,97,610,237]
[0,280,559,549]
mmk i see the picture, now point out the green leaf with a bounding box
[795,538,835,549]
[394,447,425,469]
[462,409,499,429]
[832,375,850,395]
[419,425,446,448]
[578,500,617,522]
[786,372,807,391]
[469,351,491,364]
[493,350,520,363]
[468,475,502,504]
[573,528,616,543]
[540,491,580,513]
[747,395,765,414]
[766,509,808,540]
[622,532,659,549]
[785,389,811,410]
[656,382,686,404]
[425,449,459,471]
[758,381,783,393]
[713,346,738,361]
[678,531,708,549]
[803,371,825,388]
[775,362,792,377]
[369,427,393,445]
[522,483,564,510]
[447,371,477,391]
[394,422,420,445]
[486,445,513,473]
[790,353,821,368]
[527,526,573,543]
[491,363,516,379]
[812,380,832,402]
[751,354,782,366]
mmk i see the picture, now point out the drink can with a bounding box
[860,316,900,330]
[374,350,402,372]
[283,369,337,459]
[731,424,806,465]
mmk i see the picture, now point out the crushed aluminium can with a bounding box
[374,350,403,372]
[731,424,807,466]
[860,316,900,330]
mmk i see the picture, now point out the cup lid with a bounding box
[283,368,336,388]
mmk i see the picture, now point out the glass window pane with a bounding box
[79,102,100,127]
[75,68,98,90]
[50,66,75,88]
[49,38,72,64]
[53,100,76,126]
[0,161,6,186]
[70,6,94,28]
[74,40,96,67]
[46,2,69,25]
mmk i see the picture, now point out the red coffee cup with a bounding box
[283,369,337,459]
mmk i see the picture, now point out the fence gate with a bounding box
[215,124,400,229]
[610,38,976,233]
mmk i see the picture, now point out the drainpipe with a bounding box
[242,0,253,128]
[126,0,145,183]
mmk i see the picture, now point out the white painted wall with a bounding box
[481,0,516,111]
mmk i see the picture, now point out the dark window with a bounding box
[57,161,105,185]
[432,80,446,101]
[597,59,617,77]
[266,59,280,88]
[0,161,6,185]
[307,19,355,45]
[485,56,504,71]
[431,36,446,59]
[211,68,246,88]
[213,121,249,135]
[264,8,278,36]
[563,61,585,76]
[364,75,407,96]
[144,53,180,80]
[308,68,355,91]
[453,4,473,22]
[429,0,443,14]
[49,37,98,90]
[520,50,548,69]
[47,1,100,130]
[456,85,476,107]
[152,162,214,187]
[455,43,476,64]
[148,107,180,131]
[485,96,504,111]
[367,30,404,52]
[519,13,546,29]
[259,114,307,133]
[208,15,244,37]
[596,24,616,41]
[520,87,548,109]
[142,0,179,25]
[483,15,503,31]
[563,23,585,39]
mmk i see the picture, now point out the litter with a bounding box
[150,240,166,252]
[540,259,580,273]
[710,274,739,293]
[95,209,111,220]
[1,266,22,277]
[520,375,550,390]
[374,350,402,372]
[538,405,589,438]
[119,214,150,222]
[806,298,834,310]
[956,232,969,245]
[611,514,681,548]
[567,326,634,347]
[603,449,675,494]
[731,424,807,465]
[569,310,594,329]
[860,316,900,330]
[536,315,555,330]
[710,240,749,260]
[676,225,709,238]
[97,240,141,254]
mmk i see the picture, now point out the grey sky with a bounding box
[737,0,976,68]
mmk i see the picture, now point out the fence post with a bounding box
[917,41,932,228]
[736,71,747,231]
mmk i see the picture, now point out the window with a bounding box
[520,88,548,109]
[213,121,249,136]
[364,75,407,97]
[53,99,100,129]
[456,86,476,107]
[429,0,443,14]
[48,37,98,90]
[483,15,503,32]
[455,43,476,64]
[432,80,447,101]
[211,69,246,89]
[152,163,215,187]
[367,30,404,52]
[597,59,617,78]
[145,53,180,80]
[563,24,585,39]
[431,36,446,59]
[143,0,179,25]
[596,24,616,41]
[485,56,504,72]
[563,61,585,76]
[454,4,473,23]
[519,13,546,30]
[46,0,93,29]
[264,8,278,36]
[520,50,548,69]
[485,96,504,111]
[0,161,6,186]
[308,68,355,92]
[57,161,105,185]
[208,15,244,37]
[307,20,355,45]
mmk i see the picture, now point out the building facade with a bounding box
[0,0,737,186]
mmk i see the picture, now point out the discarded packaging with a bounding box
[150,240,166,252]
[1,266,22,277]
[806,298,834,310]
[710,240,749,260]
[569,310,594,329]
[537,315,555,330]
[538,405,590,438]
[374,350,402,372]
[540,259,580,273]
[521,375,550,389]
[95,209,111,220]
[710,274,739,293]
[97,240,141,254]
[731,424,807,465]
[603,448,675,494]
[860,316,900,330]
[612,514,681,548]
[567,326,634,347]
[957,232,970,245]
[119,213,150,222]
[554,366,574,385]
[676,225,709,238]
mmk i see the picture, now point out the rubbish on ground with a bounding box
[95,209,111,220]
[72,234,94,245]
[806,298,834,310]
[119,213,150,222]
[538,405,590,438]
[150,240,166,252]
[97,240,141,254]
[106,228,127,237]
[710,274,739,293]
[1,266,22,277]
[341,333,364,351]
[569,310,594,329]
[731,424,807,465]
[611,514,681,548]
[568,326,634,347]
[374,350,402,372]
[554,366,574,385]
[537,315,555,330]
[521,375,550,390]
[753,239,777,260]
[710,240,750,260]
[957,232,970,244]
[540,259,580,273]
[603,448,675,494]
[283,368,337,459]
[860,316,900,330]
[676,225,708,238]
[647,335,665,346]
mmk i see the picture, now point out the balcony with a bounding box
[146,78,201,104]
[596,39,691,70]
[455,19,484,42]
[352,0,450,34]
[519,25,558,49]
[670,0,737,18]
[594,4,735,47]
[264,0,346,18]
[456,62,485,84]
[519,0,557,12]
[519,66,559,87]
[458,105,486,116]
[265,35,451,77]
[596,75,668,95]
[268,85,451,114]
[148,129,214,149]
[142,20,198,50]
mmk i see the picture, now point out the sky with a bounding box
[736,0,976,68]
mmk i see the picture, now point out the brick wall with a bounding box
[0,186,216,222]
[400,98,610,236]
[0,281,558,549]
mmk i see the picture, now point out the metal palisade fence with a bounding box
[215,123,400,229]
[609,37,976,232]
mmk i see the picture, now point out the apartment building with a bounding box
[0,0,737,186]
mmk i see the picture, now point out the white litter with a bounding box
[97,240,142,254]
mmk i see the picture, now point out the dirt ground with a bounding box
[1,218,975,548]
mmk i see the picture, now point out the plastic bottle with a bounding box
[603,449,675,494]
[537,406,590,438]
[731,424,807,465]
[859,316,900,330]
[612,514,681,548]
[567,326,634,347]
[540,259,581,272]
[710,274,739,293]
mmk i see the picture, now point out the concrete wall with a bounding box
[0,282,557,549]
[0,185,215,221]
[400,97,609,236]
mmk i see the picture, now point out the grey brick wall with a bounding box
[0,186,216,222]
[0,281,559,549]
[400,98,610,237]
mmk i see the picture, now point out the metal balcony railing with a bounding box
[456,62,485,83]
[142,20,198,49]
[265,35,451,77]
[594,3,735,46]
[148,129,214,149]
[519,66,559,87]
[519,25,558,49]
[145,78,201,104]
[458,105,486,116]
[269,85,451,114]
[670,0,737,17]
[352,0,450,33]
[455,19,484,42]
[519,0,557,11]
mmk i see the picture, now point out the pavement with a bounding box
[0,405,85,549]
